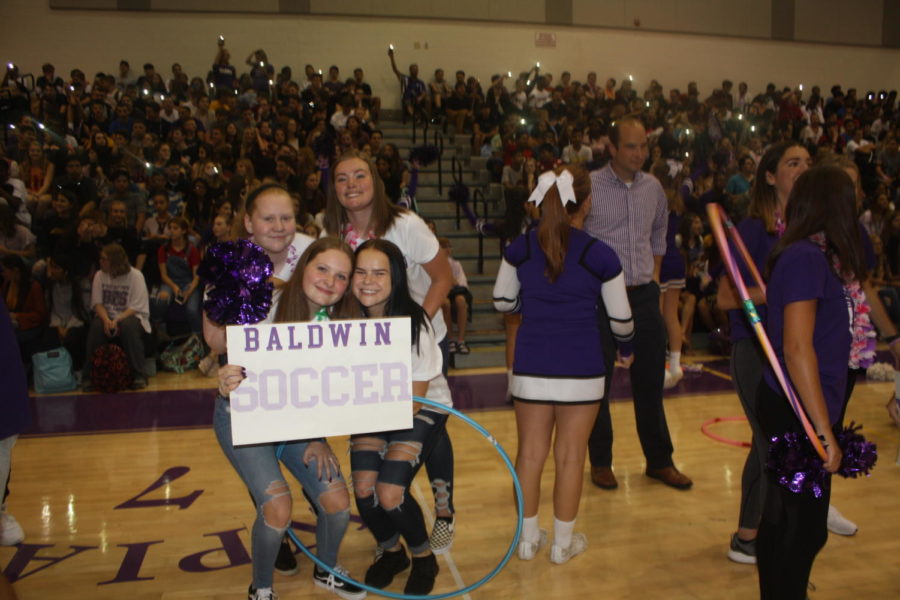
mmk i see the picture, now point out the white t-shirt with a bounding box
[413,322,452,408]
[91,266,151,333]
[381,212,447,341]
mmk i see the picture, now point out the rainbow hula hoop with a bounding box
[276,396,524,599]
[706,203,827,461]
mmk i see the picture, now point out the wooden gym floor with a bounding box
[3,354,899,599]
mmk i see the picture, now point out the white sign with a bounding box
[225,317,413,445]
[535,32,557,48]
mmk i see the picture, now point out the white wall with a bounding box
[2,0,899,109]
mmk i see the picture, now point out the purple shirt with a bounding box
[585,164,668,286]
[728,217,777,344]
[505,229,624,378]
[764,240,850,424]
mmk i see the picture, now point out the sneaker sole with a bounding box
[431,542,453,556]
[727,549,757,565]
[275,565,299,576]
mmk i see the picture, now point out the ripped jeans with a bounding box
[351,407,448,555]
[214,398,350,589]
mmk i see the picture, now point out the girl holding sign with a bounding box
[325,150,457,556]
[210,183,365,600]
[350,238,452,595]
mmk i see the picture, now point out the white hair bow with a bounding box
[527,170,576,208]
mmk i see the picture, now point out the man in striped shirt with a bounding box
[584,118,693,491]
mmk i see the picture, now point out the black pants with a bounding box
[756,381,831,600]
[588,282,674,469]
[732,338,769,530]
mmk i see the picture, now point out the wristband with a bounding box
[888,335,900,348]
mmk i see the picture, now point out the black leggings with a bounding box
[756,382,833,600]
[731,338,768,530]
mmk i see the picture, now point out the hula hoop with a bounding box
[706,203,827,460]
[276,396,524,600]
[700,416,751,448]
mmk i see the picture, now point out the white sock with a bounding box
[553,517,575,549]
[669,351,681,372]
[522,515,540,544]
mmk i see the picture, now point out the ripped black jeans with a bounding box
[351,407,449,555]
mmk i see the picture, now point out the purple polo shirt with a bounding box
[764,240,850,424]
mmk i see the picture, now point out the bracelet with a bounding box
[888,336,900,348]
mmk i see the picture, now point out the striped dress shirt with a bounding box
[585,164,668,287]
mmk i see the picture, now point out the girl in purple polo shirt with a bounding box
[757,166,866,599]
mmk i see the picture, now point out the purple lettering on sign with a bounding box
[97,541,164,585]
[322,365,349,406]
[329,322,352,347]
[259,369,287,410]
[177,528,251,572]
[266,328,283,351]
[230,370,258,411]
[351,363,379,404]
[244,327,259,352]
[288,325,303,349]
[290,367,318,408]
[308,324,323,348]
[3,544,99,582]
[359,321,368,346]
[374,321,391,346]
[380,362,410,402]
[114,466,203,510]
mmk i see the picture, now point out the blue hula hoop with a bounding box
[275,396,524,599]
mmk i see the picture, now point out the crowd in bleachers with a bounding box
[2,44,900,386]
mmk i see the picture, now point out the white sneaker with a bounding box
[827,504,858,536]
[663,366,684,389]
[247,585,278,600]
[517,529,548,560]
[550,532,587,564]
[0,511,24,545]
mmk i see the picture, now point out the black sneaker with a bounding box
[364,545,410,588]
[404,553,439,595]
[274,538,298,576]
[313,565,366,599]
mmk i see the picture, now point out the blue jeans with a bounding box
[213,398,350,589]
[152,285,202,334]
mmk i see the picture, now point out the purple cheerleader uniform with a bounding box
[493,228,634,403]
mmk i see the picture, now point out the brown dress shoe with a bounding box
[645,466,693,490]
[590,466,618,490]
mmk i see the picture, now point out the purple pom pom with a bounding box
[767,422,877,498]
[199,239,274,325]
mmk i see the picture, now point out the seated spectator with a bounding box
[0,204,36,263]
[82,243,150,391]
[388,48,427,123]
[376,154,404,204]
[860,190,893,239]
[502,152,524,189]
[561,128,591,165]
[20,141,55,211]
[42,253,90,370]
[143,192,173,241]
[1,254,47,365]
[330,96,355,131]
[472,104,500,156]
[725,155,755,220]
[33,188,77,258]
[152,217,201,337]
[438,237,471,355]
[0,157,29,228]
[101,169,147,233]
[184,178,217,234]
[445,82,473,135]
[55,153,99,215]
[430,68,451,118]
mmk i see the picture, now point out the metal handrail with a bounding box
[452,156,463,230]
[472,189,488,274]
[435,129,444,195]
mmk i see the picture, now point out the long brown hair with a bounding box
[748,140,805,234]
[536,164,592,282]
[323,150,403,238]
[101,243,131,278]
[767,166,866,283]
[274,237,361,323]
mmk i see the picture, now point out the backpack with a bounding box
[32,347,78,394]
[91,343,132,393]
[159,333,204,374]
